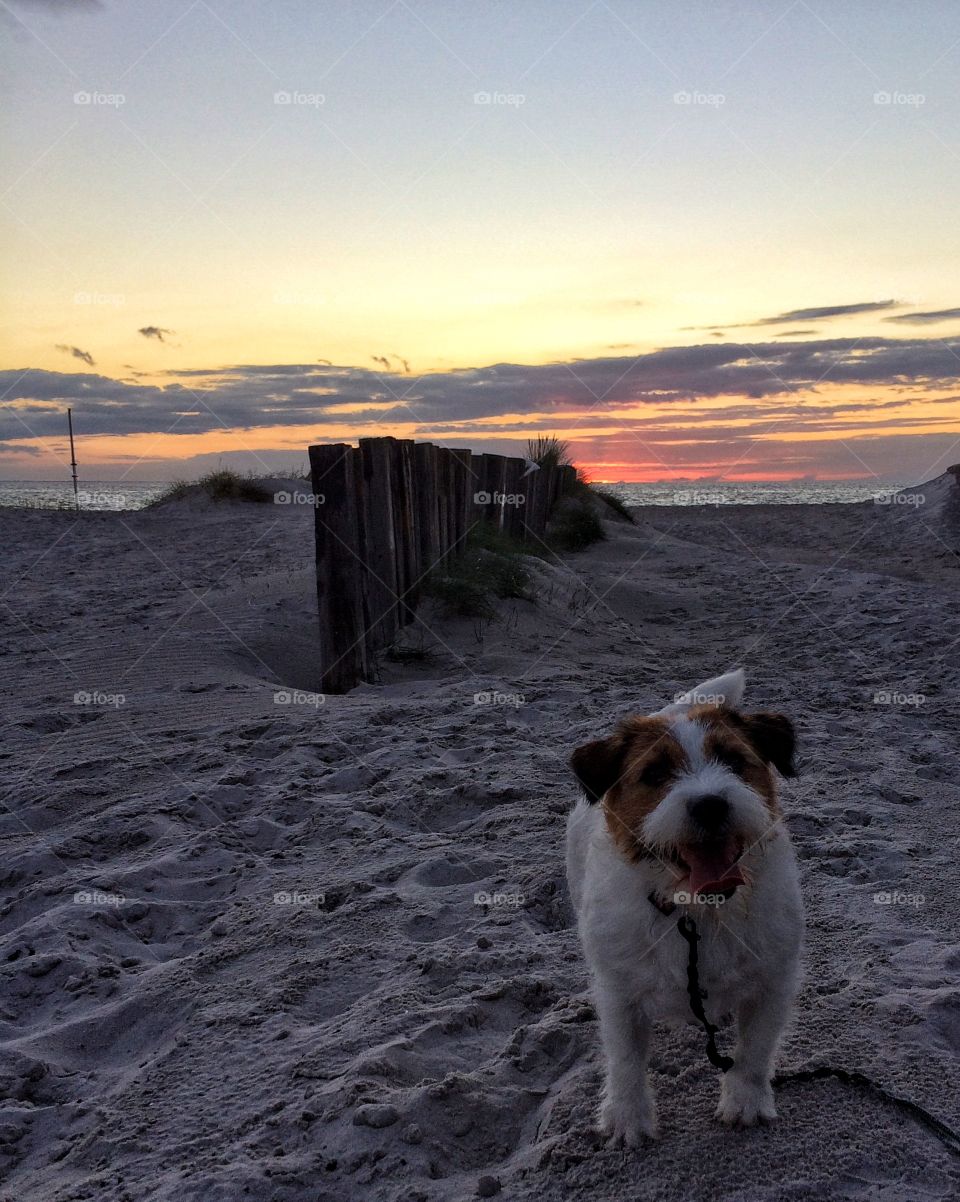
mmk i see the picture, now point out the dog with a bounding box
[565,668,803,1143]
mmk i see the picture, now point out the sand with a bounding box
[1,477,959,1202]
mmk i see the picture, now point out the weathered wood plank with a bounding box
[309,442,369,695]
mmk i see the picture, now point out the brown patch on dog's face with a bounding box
[571,716,688,862]
[690,704,796,817]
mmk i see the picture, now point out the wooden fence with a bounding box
[308,437,577,693]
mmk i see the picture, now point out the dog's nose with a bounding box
[688,794,729,829]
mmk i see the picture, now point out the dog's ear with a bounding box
[740,712,796,777]
[570,735,625,803]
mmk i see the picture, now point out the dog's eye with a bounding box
[717,748,746,773]
[639,758,671,787]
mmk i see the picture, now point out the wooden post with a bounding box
[309,443,369,694]
[450,449,474,550]
[414,442,441,579]
[358,437,400,649]
[393,440,420,622]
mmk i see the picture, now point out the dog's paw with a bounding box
[716,1073,776,1127]
[599,1095,658,1146]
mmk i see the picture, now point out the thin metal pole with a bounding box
[67,407,79,511]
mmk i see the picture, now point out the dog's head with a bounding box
[570,669,795,899]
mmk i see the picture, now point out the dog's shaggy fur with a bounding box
[566,669,803,1143]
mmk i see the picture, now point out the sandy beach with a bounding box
[2,480,959,1202]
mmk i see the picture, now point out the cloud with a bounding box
[3,335,960,449]
[884,307,960,325]
[687,301,904,333]
[759,300,901,324]
[138,326,174,343]
[371,353,409,373]
[55,344,95,366]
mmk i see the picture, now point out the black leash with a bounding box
[677,914,734,1072]
[675,911,960,1158]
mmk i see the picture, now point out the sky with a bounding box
[2,0,960,483]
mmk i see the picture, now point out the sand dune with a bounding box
[1,477,959,1201]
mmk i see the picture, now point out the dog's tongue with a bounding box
[683,841,745,895]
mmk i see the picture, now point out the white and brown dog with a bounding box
[566,669,802,1143]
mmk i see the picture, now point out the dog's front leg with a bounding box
[716,987,791,1127]
[595,983,657,1144]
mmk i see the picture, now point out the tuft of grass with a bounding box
[548,496,606,551]
[425,527,533,617]
[150,469,272,506]
[527,434,572,470]
[592,488,636,524]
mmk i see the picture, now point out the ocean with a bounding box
[0,478,913,511]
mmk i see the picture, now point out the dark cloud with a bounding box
[371,353,409,373]
[760,300,900,324]
[687,301,903,333]
[55,344,95,366]
[779,329,815,337]
[2,336,959,446]
[138,326,174,343]
[884,307,960,325]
